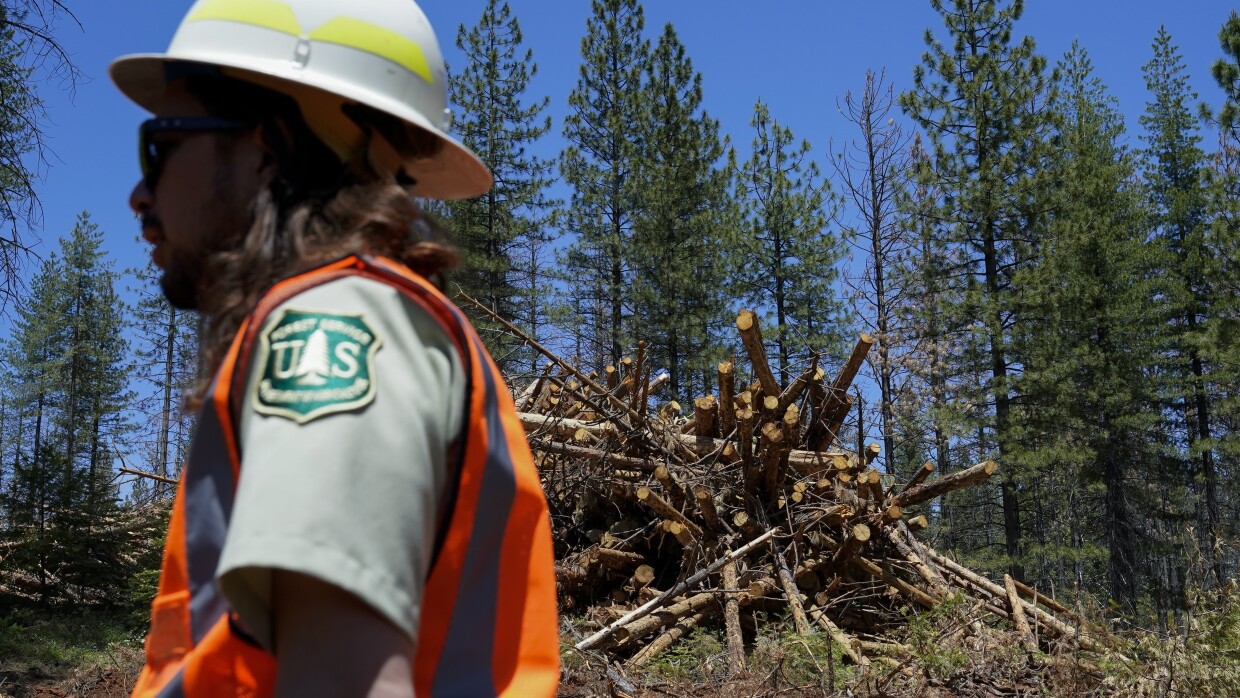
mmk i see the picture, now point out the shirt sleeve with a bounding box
[216,275,466,650]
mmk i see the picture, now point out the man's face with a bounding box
[129,80,267,309]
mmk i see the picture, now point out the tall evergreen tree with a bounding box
[732,100,845,385]
[628,23,733,398]
[1210,11,1240,136]
[127,254,198,500]
[559,0,649,367]
[896,134,1008,556]
[1,213,130,603]
[444,0,556,371]
[1,238,69,538]
[900,0,1056,579]
[891,135,959,497]
[1014,43,1166,617]
[1202,12,1240,584]
[57,214,129,515]
[1140,27,1223,586]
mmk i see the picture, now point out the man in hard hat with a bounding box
[112,2,560,696]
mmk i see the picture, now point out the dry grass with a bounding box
[558,585,1240,697]
[5,585,1237,697]
[0,607,142,698]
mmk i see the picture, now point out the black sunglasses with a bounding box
[139,117,253,187]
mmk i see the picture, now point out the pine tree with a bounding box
[1140,27,1223,586]
[1013,43,1166,617]
[892,136,992,553]
[444,0,556,372]
[126,254,198,500]
[0,11,39,310]
[559,0,649,367]
[732,100,845,386]
[1,213,131,603]
[58,214,130,511]
[1210,11,1240,136]
[54,214,130,598]
[1,240,69,544]
[1201,12,1240,585]
[900,0,1056,579]
[628,23,733,398]
[0,2,81,310]
[892,135,958,496]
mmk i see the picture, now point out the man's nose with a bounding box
[130,178,153,215]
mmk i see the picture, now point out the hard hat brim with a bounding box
[111,53,492,201]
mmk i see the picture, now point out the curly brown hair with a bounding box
[185,75,459,405]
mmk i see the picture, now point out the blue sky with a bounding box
[20,0,1240,298]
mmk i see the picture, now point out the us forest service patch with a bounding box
[252,309,383,424]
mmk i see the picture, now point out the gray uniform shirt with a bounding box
[216,275,467,650]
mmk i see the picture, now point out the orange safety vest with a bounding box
[131,255,560,698]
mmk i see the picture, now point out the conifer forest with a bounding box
[2,0,1240,695]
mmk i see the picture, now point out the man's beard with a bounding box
[142,211,202,310]
[158,170,253,310]
[160,257,201,310]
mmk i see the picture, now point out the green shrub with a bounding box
[645,625,727,681]
[902,592,970,679]
[1117,583,1240,697]
[119,568,162,636]
[559,623,590,672]
[0,607,135,676]
[749,620,854,691]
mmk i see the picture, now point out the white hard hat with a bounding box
[110,0,491,200]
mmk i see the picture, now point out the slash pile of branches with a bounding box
[473,300,1111,672]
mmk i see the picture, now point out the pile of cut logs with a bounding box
[471,301,1106,670]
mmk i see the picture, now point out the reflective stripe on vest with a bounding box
[131,256,559,698]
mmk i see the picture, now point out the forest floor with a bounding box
[554,608,1129,698]
[0,612,1146,698]
[1,595,1235,698]
[0,609,141,698]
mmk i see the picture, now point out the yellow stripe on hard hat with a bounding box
[186,0,433,86]
[187,0,302,36]
[310,18,434,85]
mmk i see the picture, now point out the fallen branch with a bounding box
[736,310,780,398]
[576,527,780,651]
[892,460,998,509]
[720,560,745,674]
[119,467,178,485]
[626,610,708,667]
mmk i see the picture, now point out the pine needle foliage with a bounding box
[628,23,734,398]
[444,0,557,373]
[899,0,1058,579]
[558,0,649,368]
[731,100,846,386]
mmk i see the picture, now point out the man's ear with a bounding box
[250,120,291,182]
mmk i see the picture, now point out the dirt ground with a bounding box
[1,665,135,698]
[0,636,1111,698]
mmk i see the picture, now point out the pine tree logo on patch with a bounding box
[252,308,382,423]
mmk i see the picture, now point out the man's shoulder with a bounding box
[245,273,462,425]
[257,264,462,332]
[264,272,403,311]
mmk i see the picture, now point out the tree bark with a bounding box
[736,309,781,396]
[721,560,746,674]
[893,460,997,509]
